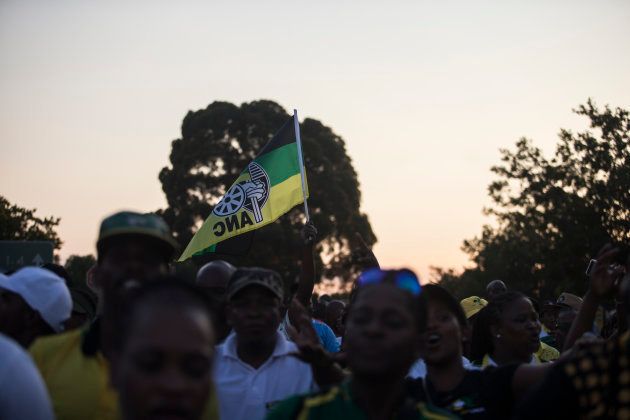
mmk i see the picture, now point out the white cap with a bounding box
[0,267,72,333]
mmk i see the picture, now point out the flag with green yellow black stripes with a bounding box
[178,114,308,261]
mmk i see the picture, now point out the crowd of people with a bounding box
[1,209,629,419]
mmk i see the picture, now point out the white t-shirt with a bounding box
[0,333,54,420]
[407,356,479,379]
[213,332,315,420]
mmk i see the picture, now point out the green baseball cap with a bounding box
[96,211,178,260]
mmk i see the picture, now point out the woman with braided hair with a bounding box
[469,291,542,367]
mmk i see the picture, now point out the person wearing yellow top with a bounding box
[535,341,560,362]
[470,291,544,367]
[30,211,179,420]
[30,321,118,419]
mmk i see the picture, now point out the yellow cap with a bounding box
[460,296,488,319]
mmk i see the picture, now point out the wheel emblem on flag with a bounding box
[212,162,270,223]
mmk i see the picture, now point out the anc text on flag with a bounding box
[178,117,307,261]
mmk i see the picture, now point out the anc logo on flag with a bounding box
[212,162,270,234]
[178,114,308,262]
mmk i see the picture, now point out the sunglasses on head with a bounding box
[356,268,422,296]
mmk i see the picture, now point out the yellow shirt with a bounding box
[535,341,560,362]
[30,327,119,420]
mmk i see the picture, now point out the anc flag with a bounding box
[178,116,308,261]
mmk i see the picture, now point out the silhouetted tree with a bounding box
[0,195,62,250]
[437,100,630,298]
[64,254,96,289]
[158,100,376,282]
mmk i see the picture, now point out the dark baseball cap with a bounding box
[227,267,284,301]
[96,211,178,261]
[553,292,583,312]
[69,287,97,319]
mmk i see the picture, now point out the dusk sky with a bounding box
[2,0,629,282]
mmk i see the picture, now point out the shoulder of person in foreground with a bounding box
[407,367,518,419]
[513,358,579,419]
[512,335,594,397]
[265,387,335,420]
[472,365,521,417]
[517,333,627,419]
[265,384,457,420]
[0,333,54,420]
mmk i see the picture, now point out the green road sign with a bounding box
[0,241,54,272]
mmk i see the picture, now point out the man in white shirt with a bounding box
[213,267,315,420]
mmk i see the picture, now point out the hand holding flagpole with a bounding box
[293,109,310,222]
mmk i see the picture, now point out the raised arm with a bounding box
[563,244,623,351]
[294,221,318,307]
[287,299,346,388]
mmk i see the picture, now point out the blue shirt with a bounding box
[311,319,340,353]
[278,315,340,353]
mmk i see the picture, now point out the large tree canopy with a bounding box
[158,100,376,282]
[0,195,62,250]
[438,100,630,299]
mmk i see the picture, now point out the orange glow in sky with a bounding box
[1,1,629,281]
